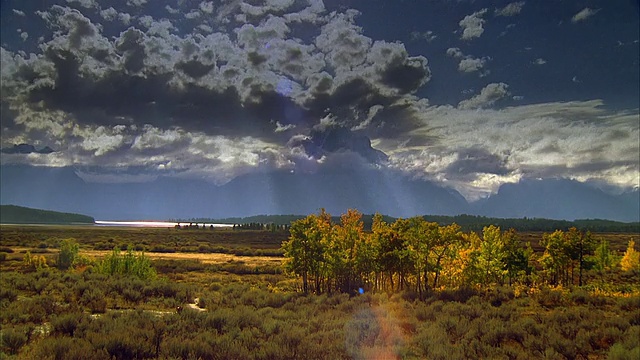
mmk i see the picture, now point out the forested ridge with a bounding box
[0,205,94,224]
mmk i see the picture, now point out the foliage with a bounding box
[57,238,80,270]
[95,247,157,280]
[620,240,640,272]
[282,210,547,295]
[23,250,48,270]
[594,238,614,277]
[1,279,637,360]
[540,228,596,286]
[1,326,28,355]
[282,209,331,293]
[476,225,507,285]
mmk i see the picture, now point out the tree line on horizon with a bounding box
[282,209,640,296]
[178,213,640,233]
[173,222,291,231]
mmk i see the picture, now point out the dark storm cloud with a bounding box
[1,0,637,201]
[1,2,432,168]
[304,78,397,127]
[444,147,509,177]
[289,124,388,164]
[24,64,277,138]
[1,144,55,155]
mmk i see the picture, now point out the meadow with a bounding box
[0,219,638,360]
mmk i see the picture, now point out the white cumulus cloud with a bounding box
[458,57,489,73]
[458,83,509,109]
[459,9,488,40]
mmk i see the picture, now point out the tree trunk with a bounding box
[578,242,584,287]
[579,258,583,287]
[302,271,308,294]
[416,269,422,299]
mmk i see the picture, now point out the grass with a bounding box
[0,225,287,248]
[0,225,638,359]
[80,250,283,266]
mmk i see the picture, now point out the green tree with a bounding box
[403,217,433,296]
[540,230,570,285]
[57,238,80,270]
[332,209,366,293]
[282,210,329,293]
[370,213,394,292]
[477,225,507,285]
[354,231,376,292]
[593,238,613,282]
[564,228,595,286]
[431,223,463,289]
[502,229,533,286]
[457,231,483,286]
[388,218,415,292]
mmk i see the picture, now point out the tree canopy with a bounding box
[282,209,637,295]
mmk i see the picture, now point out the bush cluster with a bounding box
[1,281,637,359]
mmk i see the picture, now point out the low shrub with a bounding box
[51,312,85,337]
[535,286,565,308]
[93,242,113,250]
[31,336,110,360]
[608,343,640,360]
[437,286,478,303]
[0,326,28,355]
[80,288,107,314]
[149,245,175,253]
[0,288,18,302]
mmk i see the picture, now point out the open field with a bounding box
[1,224,639,359]
[0,225,287,246]
[5,247,283,267]
[2,225,637,254]
[518,231,639,253]
[0,225,287,258]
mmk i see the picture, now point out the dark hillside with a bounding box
[0,205,95,224]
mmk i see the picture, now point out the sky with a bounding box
[0,0,638,210]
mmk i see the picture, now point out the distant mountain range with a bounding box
[0,204,94,224]
[0,165,638,222]
[471,179,639,222]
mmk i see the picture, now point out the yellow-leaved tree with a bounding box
[620,240,640,272]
